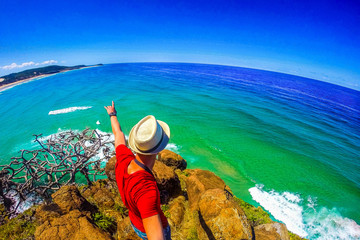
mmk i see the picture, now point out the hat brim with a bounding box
[128,120,170,155]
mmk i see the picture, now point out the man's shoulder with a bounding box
[128,172,158,201]
[128,170,155,182]
[127,171,157,190]
[115,145,135,168]
[116,144,134,157]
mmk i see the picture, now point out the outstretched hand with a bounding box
[104,101,117,115]
[104,101,125,147]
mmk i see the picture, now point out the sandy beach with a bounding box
[0,66,98,93]
[0,74,50,92]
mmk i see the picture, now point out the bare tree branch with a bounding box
[0,129,114,216]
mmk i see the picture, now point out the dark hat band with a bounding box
[139,130,164,153]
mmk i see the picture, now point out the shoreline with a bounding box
[0,65,98,93]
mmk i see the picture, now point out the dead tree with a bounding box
[0,128,114,215]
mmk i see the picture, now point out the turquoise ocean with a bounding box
[0,63,359,239]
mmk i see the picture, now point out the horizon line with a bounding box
[101,61,360,92]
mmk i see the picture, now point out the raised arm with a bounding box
[104,101,126,148]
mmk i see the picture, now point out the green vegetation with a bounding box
[99,179,106,188]
[92,212,116,234]
[0,64,102,86]
[113,203,127,217]
[175,169,188,192]
[187,211,199,240]
[181,170,190,177]
[77,183,88,192]
[289,231,307,240]
[0,207,37,240]
[0,204,8,224]
[187,226,199,240]
[161,204,171,218]
[234,197,272,226]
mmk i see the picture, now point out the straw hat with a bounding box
[128,115,170,155]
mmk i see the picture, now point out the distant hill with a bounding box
[0,64,103,86]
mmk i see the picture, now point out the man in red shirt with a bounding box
[104,101,171,240]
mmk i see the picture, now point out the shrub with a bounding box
[0,208,37,240]
[161,204,171,218]
[113,203,127,217]
[92,212,116,234]
[234,197,272,226]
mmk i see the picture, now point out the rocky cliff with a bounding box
[0,149,304,240]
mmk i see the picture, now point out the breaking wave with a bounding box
[249,184,360,239]
[48,106,92,115]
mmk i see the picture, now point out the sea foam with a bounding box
[48,106,92,115]
[91,129,115,165]
[33,128,115,166]
[165,143,180,153]
[249,184,360,239]
[7,190,43,214]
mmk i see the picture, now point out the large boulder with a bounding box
[157,150,187,170]
[153,160,181,201]
[168,195,186,227]
[34,210,111,240]
[198,188,253,240]
[254,223,290,240]
[52,185,95,213]
[185,169,226,210]
[82,180,116,208]
[35,203,63,223]
[81,180,127,222]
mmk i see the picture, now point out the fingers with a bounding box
[104,102,115,112]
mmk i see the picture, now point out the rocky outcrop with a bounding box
[185,169,226,210]
[52,185,95,213]
[157,149,187,170]
[168,195,186,227]
[34,186,111,240]
[198,188,253,240]
[81,179,128,224]
[105,156,117,182]
[153,160,182,202]
[254,223,290,240]
[35,203,62,222]
[82,181,115,208]
[116,216,139,240]
[0,149,303,240]
[35,209,111,240]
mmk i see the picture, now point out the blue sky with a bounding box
[0,0,359,90]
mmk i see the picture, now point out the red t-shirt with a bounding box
[115,144,168,233]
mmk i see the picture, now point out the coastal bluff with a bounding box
[0,149,304,240]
